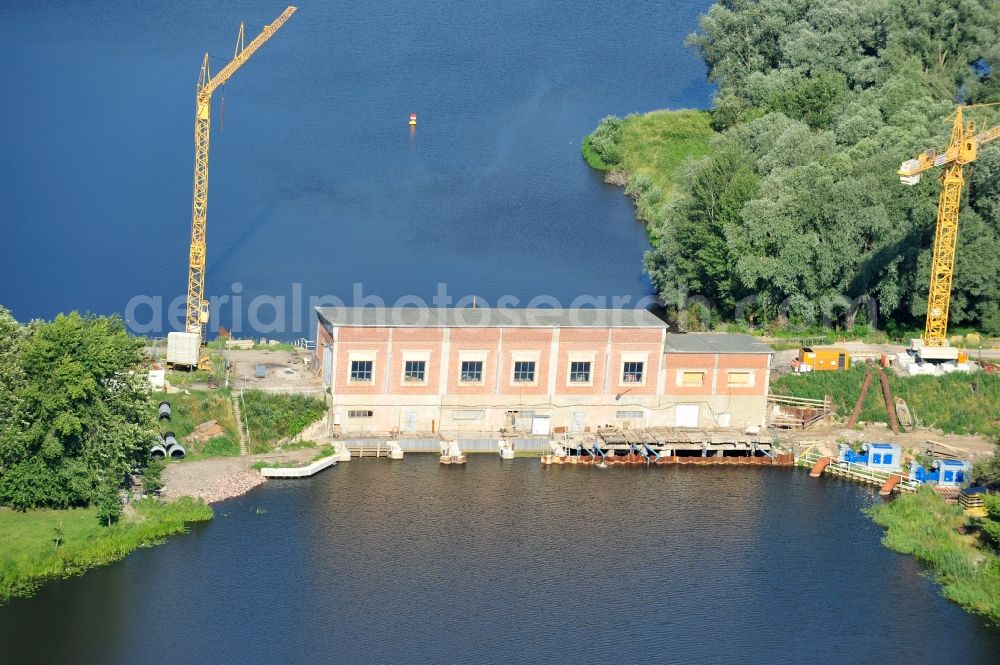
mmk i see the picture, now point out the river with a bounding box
[0,0,713,336]
[2,459,999,664]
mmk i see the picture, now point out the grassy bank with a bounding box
[583,110,714,236]
[154,389,240,458]
[0,497,212,603]
[771,366,1000,437]
[869,489,1000,624]
[242,391,326,454]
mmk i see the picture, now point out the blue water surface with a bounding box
[0,0,713,336]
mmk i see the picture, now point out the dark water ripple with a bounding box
[2,458,999,664]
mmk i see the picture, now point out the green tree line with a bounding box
[639,0,1000,332]
[0,306,155,523]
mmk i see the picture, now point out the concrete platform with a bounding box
[259,454,338,478]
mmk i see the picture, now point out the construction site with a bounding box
[145,6,999,497]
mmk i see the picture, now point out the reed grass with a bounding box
[0,497,212,603]
[868,489,1000,624]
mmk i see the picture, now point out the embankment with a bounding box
[0,497,212,604]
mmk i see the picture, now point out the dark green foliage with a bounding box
[240,391,326,454]
[0,311,155,513]
[587,115,624,167]
[982,494,1000,550]
[642,0,1000,332]
[973,452,1000,486]
[142,459,165,495]
[201,436,239,457]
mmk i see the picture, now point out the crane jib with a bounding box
[184,6,297,345]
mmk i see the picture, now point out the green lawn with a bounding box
[771,366,1000,437]
[0,498,212,603]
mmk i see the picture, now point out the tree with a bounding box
[645,0,1000,332]
[0,312,156,512]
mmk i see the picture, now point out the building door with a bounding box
[322,344,333,386]
[531,415,551,436]
[571,412,585,433]
[837,353,847,369]
[402,411,418,432]
[675,404,699,428]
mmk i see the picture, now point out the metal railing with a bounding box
[798,450,920,492]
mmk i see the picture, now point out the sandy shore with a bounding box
[162,447,326,504]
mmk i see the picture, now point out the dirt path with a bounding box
[778,422,996,460]
[162,447,326,504]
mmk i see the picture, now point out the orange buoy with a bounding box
[409,113,417,126]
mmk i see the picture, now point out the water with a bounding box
[0,0,713,337]
[2,459,999,664]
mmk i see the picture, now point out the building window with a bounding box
[622,361,644,383]
[350,360,373,383]
[616,410,644,419]
[348,410,373,418]
[460,360,483,383]
[679,371,704,387]
[727,371,753,387]
[403,360,426,383]
[513,361,536,383]
[569,361,591,383]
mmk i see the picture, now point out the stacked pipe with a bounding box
[158,401,172,421]
[163,431,186,459]
[150,434,167,460]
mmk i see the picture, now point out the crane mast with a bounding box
[185,6,297,338]
[897,103,1000,353]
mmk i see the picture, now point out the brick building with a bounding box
[313,307,773,436]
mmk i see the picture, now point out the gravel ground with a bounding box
[162,447,326,504]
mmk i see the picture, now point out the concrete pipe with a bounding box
[158,401,171,421]
[164,432,178,447]
[149,444,167,460]
[165,441,186,459]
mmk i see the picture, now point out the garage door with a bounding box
[675,404,699,428]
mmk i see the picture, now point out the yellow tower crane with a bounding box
[897,103,1000,360]
[185,6,297,340]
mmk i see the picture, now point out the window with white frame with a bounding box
[513,360,536,383]
[460,360,483,383]
[622,361,644,383]
[348,409,373,418]
[349,360,373,383]
[569,361,591,383]
[403,360,426,383]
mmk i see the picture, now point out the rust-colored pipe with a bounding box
[876,367,900,434]
[847,368,874,428]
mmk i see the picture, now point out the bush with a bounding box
[202,436,239,457]
[588,115,624,166]
[240,391,326,454]
[142,460,165,495]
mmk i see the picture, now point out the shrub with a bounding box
[202,436,240,457]
[142,460,165,495]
